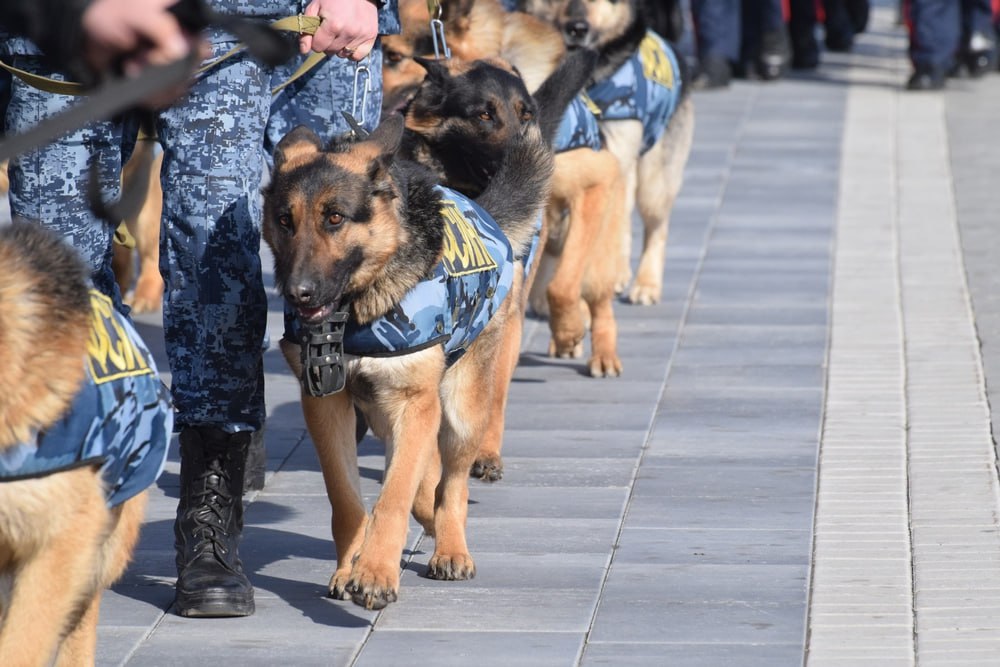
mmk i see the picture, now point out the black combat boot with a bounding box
[174,426,255,617]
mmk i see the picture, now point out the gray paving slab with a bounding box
[5,0,997,663]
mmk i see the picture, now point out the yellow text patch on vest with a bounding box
[440,198,498,277]
[639,34,675,89]
[579,91,603,118]
[86,291,153,384]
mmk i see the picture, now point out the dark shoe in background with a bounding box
[845,0,870,34]
[692,56,732,89]
[823,1,856,52]
[789,23,820,70]
[906,64,947,91]
[757,30,790,80]
[962,32,996,78]
[174,426,256,617]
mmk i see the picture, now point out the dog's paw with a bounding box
[327,568,354,601]
[471,456,503,482]
[345,568,399,610]
[427,552,476,581]
[589,353,623,378]
[627,282,661,306]
[548,337,584,359]
[614,269,632,295]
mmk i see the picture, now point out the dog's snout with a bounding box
[289,281,317,305]
[564,20,590,41]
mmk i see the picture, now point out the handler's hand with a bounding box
[80,0,205,106]
[300,0,379,61]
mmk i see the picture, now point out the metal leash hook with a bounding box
[427,0,451,59]
[351,54,372,127]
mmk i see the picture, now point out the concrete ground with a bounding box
[6,2,1000,664]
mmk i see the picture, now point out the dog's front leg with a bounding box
[301,389,369,601]
[348,383,442,609]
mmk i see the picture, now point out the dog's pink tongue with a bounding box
[299,306,325,320]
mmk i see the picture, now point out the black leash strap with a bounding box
[0,56,197,163]
[299,310,350,397]
[0,0,297,163]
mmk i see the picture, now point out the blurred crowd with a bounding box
[656,0,1000,91]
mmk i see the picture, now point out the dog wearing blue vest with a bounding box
[0,222,172,665]
[401,51,628,381]
[382,0,632,379]
[263,93,554,609]
[522,0,696,306]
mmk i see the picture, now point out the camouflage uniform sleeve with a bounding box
[375,0,400,36]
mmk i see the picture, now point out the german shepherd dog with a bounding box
[386,0,630,377]
[381,0,567,113]
[399,53,621,477]
[0,222,172,665]
[522,0,695,305]
[262,63,554,610]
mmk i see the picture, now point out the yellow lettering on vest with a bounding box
[85,290,152,383]
[579,91,603,118]
[639,34,674,88]
[439,199,498,276]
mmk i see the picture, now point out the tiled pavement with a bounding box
[7,2,1000,664]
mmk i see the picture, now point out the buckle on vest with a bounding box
[299,310,349,397]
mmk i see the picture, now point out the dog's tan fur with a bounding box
[111,138,165,314]
[0,225,148,666]
[265,116,551,608]
[535,148,625,376]
[524,0,695,305]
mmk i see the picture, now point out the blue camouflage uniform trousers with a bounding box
[1,0,400,434]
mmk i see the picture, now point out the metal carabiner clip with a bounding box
[430,13,451,59]
[351,54,372,127]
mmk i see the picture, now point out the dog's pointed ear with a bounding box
[273,126,322,170]
[368,113,405,159]
[442,0,475,23]
[413,56,449,84]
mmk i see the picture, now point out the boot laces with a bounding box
[190,456,235,557]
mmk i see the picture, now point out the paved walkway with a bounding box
[40,3,1000,665]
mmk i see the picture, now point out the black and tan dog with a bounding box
[522,0,695,305]
[0,222,172,665]
[386,0,630,377]
[397,52,621,484]
[263,69,554,610]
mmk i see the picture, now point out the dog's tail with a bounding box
[0,222,91,449]
[475,122,554,260]
[532,47,599,147]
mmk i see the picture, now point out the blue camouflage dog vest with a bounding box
[586,31,682,154]
[553,93,604,154]
[291,186,537,369]
[0,290,173,508]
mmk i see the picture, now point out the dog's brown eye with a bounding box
[521,110,533,123]
[386,50,404,64]
[479,111,493,121]
[278,214,292,228]
[327,213,344,227]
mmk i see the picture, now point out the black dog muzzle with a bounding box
[299,309,349,397]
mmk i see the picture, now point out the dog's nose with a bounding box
[564,21,589,41]
[289,282,316,305]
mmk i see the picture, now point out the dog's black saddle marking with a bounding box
[300,310,350,397]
